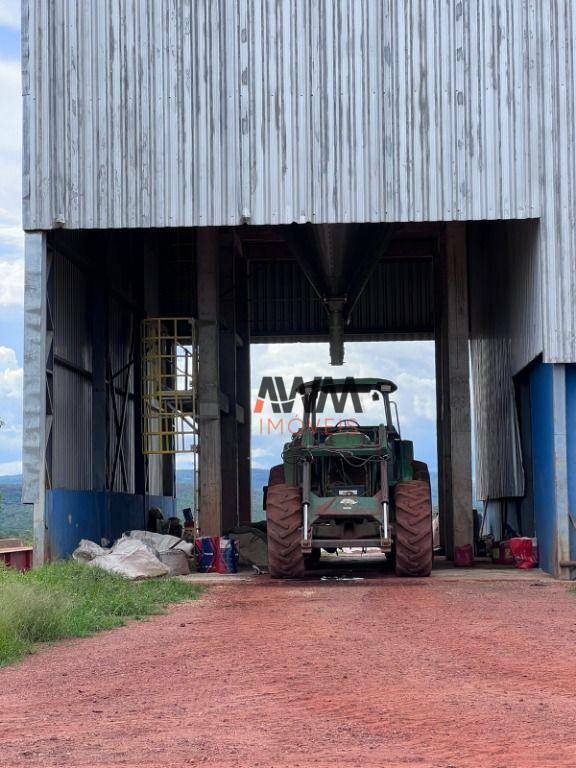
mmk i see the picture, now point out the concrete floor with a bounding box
[180,555,555,585]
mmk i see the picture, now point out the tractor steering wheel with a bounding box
[334,418,361,430]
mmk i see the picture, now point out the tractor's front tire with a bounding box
[394,480,433,577]
[266,483,305,579]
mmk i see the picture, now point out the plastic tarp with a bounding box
[127,530,194,557]
[73,538,170,579]
[229,526,268,569]
[72,539,109,563]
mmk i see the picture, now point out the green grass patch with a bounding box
[0,560,200,667]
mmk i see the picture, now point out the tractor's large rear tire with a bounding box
[412,460,430,485]
[394,480,433,577]
[268,464,285,486]
[266,483,305,579]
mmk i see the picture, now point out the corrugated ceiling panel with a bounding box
[350,260,434,336]
[23,0,538,230]
[249,257,433,339]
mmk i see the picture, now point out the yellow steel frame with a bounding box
[141,317,198,456]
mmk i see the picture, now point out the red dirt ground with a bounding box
[1,574,576,767]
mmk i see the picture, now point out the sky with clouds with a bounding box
[0,2,24,476]
[0,2,437,478]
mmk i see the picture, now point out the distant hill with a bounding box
[0,475,32,541]
[175,467,269,522]
[0,466,438,540]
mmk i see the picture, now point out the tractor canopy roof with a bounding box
[297,377,397,395]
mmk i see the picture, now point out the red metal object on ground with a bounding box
[454,543,474,566]
[508,537,538,569]
[498,540,515,565]
[0,540,33,571]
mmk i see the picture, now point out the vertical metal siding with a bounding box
[538,1,576,363]
[53,252,91,372]
[468,219,541,500]
[20,2,576,364]
[52,366,92,490]
[23,0,538,229]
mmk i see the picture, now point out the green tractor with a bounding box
[263,378,433,578]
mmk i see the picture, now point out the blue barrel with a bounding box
[219,537,239,574]
[195,536,218,572]
[195,536,239,573]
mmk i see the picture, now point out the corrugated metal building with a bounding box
[21,1,576,576]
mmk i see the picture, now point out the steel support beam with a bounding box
[91,254,108,493]
[235,237,252,525]
[219,234,239,531]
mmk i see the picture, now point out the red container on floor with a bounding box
[454,544,474,567]
[508,537,538,569]
[498,540,515,565]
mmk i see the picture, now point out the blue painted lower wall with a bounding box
[528,363,556,574]
[45,490,176,560]
[565,365,576,563]
[527,361,576,575]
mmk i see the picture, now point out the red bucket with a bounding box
[454,544,474,567]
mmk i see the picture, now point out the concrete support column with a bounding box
[22,233,50,565]
[197,229,222,536]
[435,223,474,558]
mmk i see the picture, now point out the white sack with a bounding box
[158,548,190,576]
[72,539,109,563]
[127,530,194,556]
[88,538,170,580]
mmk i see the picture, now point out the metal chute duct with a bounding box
[282,222,395,364]
[326,298,346,366]
[311,224,354,296]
